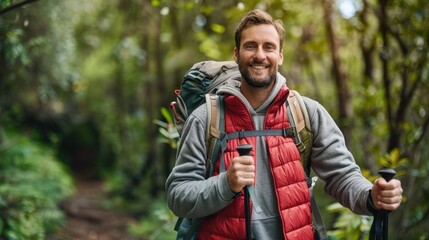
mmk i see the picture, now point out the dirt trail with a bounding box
[46,178,140,240]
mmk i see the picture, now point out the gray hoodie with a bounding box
[166,73,373,239]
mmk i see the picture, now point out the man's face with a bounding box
[234,24,283,88]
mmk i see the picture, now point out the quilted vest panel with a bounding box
[198,86,313,240]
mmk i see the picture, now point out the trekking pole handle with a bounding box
[237,144,252,156]
[378,168,396,182]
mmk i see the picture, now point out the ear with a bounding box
[234,47,238,63]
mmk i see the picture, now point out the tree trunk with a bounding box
[378,0,397,152]
[323,0,353,147]
[136,1,163,198]
[358,0,378,173]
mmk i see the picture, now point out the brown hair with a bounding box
[235,9,285,51]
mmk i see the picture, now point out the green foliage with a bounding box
[3,28,30,66]
[128,199,177,240]
[198,31,224,59]
[153,107,179,149]
[327,203,372,240]
[0,130,75,239]
[379,149,408,175]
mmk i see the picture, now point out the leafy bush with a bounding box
[128,199,177,240]
[327,203,372,240]
[0,130,75,240]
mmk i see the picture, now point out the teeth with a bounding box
[252,65,266,69]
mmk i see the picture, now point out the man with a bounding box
[166,9,403,240]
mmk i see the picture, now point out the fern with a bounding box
[0,130,75,239]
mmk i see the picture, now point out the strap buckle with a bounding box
[239,129,245,139]
[282,127,296,138]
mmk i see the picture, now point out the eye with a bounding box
[264,44,276,52]
[244,43,257,50]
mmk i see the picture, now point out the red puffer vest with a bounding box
[198,86,313,240]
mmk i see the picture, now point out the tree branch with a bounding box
[378,0,399,150]
[0,0,39,15]
[411,109,429,154]
[405,31,429,109]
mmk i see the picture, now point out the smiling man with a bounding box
[166,9,403,240]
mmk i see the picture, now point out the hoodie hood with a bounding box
[217,72,287,114]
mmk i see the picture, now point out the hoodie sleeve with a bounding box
[303,97,373,215]
[165,104,237,218]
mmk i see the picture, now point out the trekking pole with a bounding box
[237,144,253,240]
[379,169,396,240]
[370,168,397,240]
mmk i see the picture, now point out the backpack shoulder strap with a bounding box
[287,90,327,240]
[287,90,311,134]
[204,94,225,178]
[286,89,313,177]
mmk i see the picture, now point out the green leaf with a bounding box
[160,107,173,123]
[211,23,225,34]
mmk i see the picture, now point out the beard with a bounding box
[237,57,277,88]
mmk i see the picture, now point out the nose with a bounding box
[254,46,266,61]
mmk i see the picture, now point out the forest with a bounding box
[0,0,428,239]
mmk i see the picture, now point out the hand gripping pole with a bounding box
[369,168,397,240]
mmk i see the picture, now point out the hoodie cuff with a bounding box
[367,190,380,215]
[219,172,240,201]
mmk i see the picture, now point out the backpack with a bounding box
[169,61,326,240]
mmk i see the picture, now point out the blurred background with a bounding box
[0,0,428,239]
